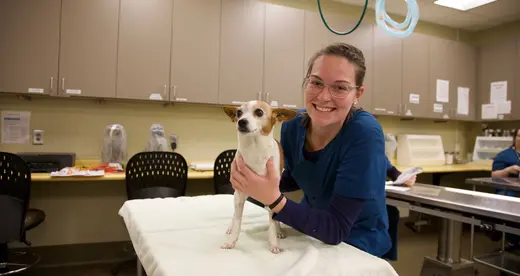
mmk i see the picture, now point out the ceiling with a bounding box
[333,0,520,31]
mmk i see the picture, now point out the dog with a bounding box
[220,100,297,253]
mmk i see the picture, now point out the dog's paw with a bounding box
[277,230,286,239]
[269,245,282,254]
[226,227,233,235]
[220,242,236,249]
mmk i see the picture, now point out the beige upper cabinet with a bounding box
[402,32,430,119]
[59,0,119,98]
[170,0,221,104]
[428,36,457,120]
[303,11,374,112]
[117,0,173,101]
[453,42,477,121]
[513,37,520,120]
[0,0,61,95]
[264,3,304,109]
[477,37,517,121]
[373,27,402,116]
[218,0,265,105]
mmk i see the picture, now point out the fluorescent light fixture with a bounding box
[433,0,498,11]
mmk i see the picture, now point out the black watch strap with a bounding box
[268,193,285,210]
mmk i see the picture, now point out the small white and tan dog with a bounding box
[221,100,297,254]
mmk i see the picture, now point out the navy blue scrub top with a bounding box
[280,109,391,257]
[492,147,520,197]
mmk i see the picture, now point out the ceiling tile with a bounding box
[467,0,520,17]
[435,12,490,29]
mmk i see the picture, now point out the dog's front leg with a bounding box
[266,208,283,254]
[221,191,247,249]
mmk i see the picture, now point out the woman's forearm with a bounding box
[272,195,364,245]
[492,169,510,178]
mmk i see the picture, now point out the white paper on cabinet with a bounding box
[456,87,469,115]
[1,111,31,144]
[481,104,498,120]
[433,103,443,113]
[409,94,420,104]
[497,100,511,115]
[490,81,507,104]
[436,79,449,103]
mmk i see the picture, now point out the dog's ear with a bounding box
[222,106,239,122]
[272,108,297,123]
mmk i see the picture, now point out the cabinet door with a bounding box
[219,0,265,105]
[428,36,457,119]
[0,0,60,95]
[117,0,173,101]
[264,3,304,109]
[453,42,477,121]
[59,0,119,98]
[402,32,429,118]
[478,38,516,121]
[303,11,374,112]
[513,37,520,120]
[373,27,402,116]
[170,0,221,104]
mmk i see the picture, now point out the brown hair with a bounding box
[301,43,366,127]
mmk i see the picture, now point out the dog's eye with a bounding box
[254,109,263,117]
[236,110,242,117]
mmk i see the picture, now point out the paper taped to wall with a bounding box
[436,79,449,103]
[490,81,507,104]
[457,87,469,115]
[1,111,31,144]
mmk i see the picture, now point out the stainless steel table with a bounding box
[386,183,520,276]
[465,177,520,193]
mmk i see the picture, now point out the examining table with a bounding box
[118,195,398,276]
[465,177,520,192]
[386,183,520,276]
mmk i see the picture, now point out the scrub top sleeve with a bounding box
[279,121,300,193]
[492,149,510,171]
[334,123,385,199]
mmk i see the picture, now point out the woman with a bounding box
[491,128,520,197]
[490,129,520,249]
[230,43,391,258]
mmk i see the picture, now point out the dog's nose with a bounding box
[238,119,248,128]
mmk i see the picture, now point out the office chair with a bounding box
[0,152,45,275]
[212,149,264,208]
[111,151,189,275]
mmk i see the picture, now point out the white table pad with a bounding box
[118,195,398,276]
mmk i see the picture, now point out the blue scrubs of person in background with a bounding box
[229,43,392,258]
[491,128,520,248]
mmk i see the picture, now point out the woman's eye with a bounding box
[254,109,264,117]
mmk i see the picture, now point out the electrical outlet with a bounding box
[33,129,44,145]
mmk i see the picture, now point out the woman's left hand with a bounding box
[404,175,417,186]
[230,156,281,205]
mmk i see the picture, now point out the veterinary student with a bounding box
[490,128,520,248]
[230,42,393,258]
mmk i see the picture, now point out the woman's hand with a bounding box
[404,175,416,186]
[230,156,281,205]
[506,165,520,174]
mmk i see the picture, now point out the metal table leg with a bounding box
[420,218,475,276]
[137,258,144,276]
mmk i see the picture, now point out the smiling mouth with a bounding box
[238,127,257,133]
[313,104,335,112]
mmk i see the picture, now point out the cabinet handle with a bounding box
[258,91,261,101]
[397,103,402,115]
[265,92,269,103]
[163,85,168,99]
[61,78,65,94]
[49,77,53,94]
[403,103,407,115]
[172,85,177,99]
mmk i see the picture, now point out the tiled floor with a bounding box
[16,220,512,276]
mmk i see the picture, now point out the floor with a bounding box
[14,217,512,276]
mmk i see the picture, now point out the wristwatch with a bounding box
[267,193,285,210]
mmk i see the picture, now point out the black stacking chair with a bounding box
[0,152,45,275]
[125,151,189,200]
[112,151,189,275]
[212,149,263,208]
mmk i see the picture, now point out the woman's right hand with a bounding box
[506,165,520,174]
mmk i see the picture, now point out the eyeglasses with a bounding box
[304,76,359,99]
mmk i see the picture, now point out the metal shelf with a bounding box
[473,251,520,276]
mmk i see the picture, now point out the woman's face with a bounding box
[304,55,364,128]
[515,129,520,148]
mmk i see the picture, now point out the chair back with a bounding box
[125,151,188,200]
[0,152,31,243]
[213,149,236,195]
